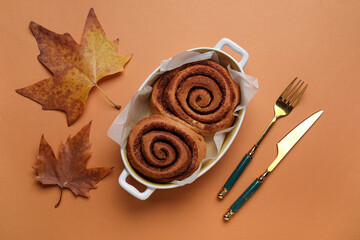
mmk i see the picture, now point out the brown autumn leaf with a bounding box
[33,121,113,208]
[16,8,131,126]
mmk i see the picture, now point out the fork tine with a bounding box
[280,77,298,99]
[291,84,308,107]
[288,80,304,103]
[285,79,302,101]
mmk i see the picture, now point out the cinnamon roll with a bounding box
[150,60,240,136]
[127,115,206,183]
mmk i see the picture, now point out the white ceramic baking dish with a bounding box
[118,38,249,200]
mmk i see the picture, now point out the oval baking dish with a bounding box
[119,38,249,200]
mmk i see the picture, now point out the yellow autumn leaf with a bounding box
[16,8,131,126]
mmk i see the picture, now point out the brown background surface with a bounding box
[0,0,359,239]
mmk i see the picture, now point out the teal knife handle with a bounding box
[230,179,262,213]
[224,154,252,191]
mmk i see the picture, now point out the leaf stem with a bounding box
[55,188,63,208]
[95,85,121,110]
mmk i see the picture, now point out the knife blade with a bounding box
[223,110,323,221]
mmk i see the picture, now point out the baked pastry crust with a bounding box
[127,114,206,183]
[150,60,240,136]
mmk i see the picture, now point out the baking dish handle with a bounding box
[214,38,249,69]
[118,169,155,200]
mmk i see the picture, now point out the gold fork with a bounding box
[218,77,308,199]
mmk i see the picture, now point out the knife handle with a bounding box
[224,179,262,220]
[218,154,252,199]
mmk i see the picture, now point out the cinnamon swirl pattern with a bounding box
[127,115,206,183]
[150,60,240,136]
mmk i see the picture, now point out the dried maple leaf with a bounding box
[16,8,131,126]
[33,121,113,207]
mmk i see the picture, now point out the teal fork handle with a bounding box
[218,154,252,199]
[224,179,262,220]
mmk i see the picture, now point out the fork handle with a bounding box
[218,117,277,199]
[218,154,252,199]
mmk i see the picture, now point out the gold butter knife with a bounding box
[224,110,323,221]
